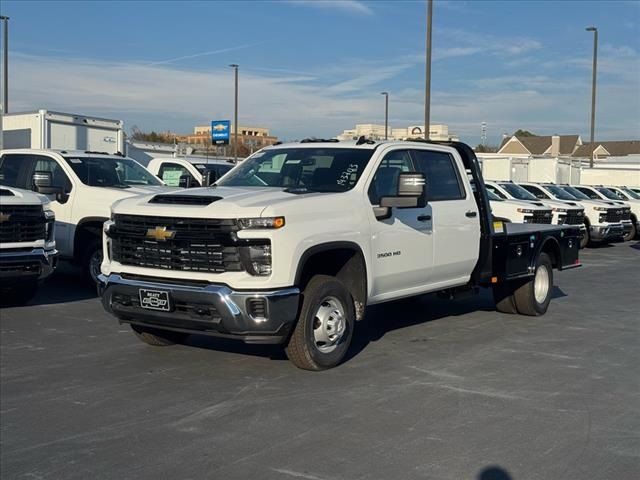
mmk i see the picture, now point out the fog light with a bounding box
[240,244,272,276]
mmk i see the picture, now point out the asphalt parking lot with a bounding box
[1,241,639,480]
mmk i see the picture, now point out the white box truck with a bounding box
[1,110,125,154]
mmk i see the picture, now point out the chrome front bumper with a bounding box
[0,247,58,284]
[98,274,300,344]
[589,223,624,241]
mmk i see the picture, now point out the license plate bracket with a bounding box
[139,289,172,312]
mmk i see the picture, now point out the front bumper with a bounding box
[98,274,300,344]
[589,223,624,241]
[0,247,58,285]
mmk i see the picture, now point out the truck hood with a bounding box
[524,198,583,211]
[495,198,551,211]
[112,186,335,218]
[0,185,49,205]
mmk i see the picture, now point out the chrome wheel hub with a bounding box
[534,264,550,304]
[313,296,347,354]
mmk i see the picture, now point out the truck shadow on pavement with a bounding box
[24,263,97,307]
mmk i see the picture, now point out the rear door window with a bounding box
[411,150,464,201]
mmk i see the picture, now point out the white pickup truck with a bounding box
[485,189,553,224]
[572,185,634,241]
[99,140,581,370]
[146,157,235,188]
[486,181,586,245]
[0,185,57,304]
[604,186,640,239]
[0,149,170,283]
[518,182,624,247]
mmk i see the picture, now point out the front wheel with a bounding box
[83,239,103,286]
[579,226,589,249]
[623,222,636,242]
[513,252,553,316]
[285,275,355,371]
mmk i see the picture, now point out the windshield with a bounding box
[561,185,590,200]
[596,187,623,200]
[217,147,375,192]
[63,156,162,188]
[546,185,578,200]
[499,183,537,201]
[486,189,503,201]
[622,188,640,200]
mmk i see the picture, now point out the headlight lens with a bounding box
[44,208,55,242]
[552,207,567,212]
[517,208,534,213]
[238,217,285,230]
[593,206,608,211]
[240,244,272,276]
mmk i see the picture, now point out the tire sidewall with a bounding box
[531,253,553,314]
[84,239,103,284]
[300,278,355,369]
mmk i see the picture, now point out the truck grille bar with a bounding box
[559,211,585,225]
[110,214,256,273]
[529,210,553,224]
[0,205,46,243]
[605,209,623,223]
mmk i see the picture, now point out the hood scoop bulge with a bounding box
[149,194,222,206]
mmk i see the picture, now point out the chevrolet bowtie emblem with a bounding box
[146,226,175,242]
[212,123,228,131]
[0,212,11,223]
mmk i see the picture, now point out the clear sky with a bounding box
[2,0,639,145]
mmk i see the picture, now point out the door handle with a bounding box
[465,211,477,218]
[417,214,432,222]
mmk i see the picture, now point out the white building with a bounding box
[336,123,458,142]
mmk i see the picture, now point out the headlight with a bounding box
[240,244,272,276]
[238,217,285,230]
[44,208,55,242]
[552,207,567,212]
[517,208,534,213]
[593,206,608,211]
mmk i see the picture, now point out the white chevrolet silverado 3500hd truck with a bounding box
[0,149,171,284]
[0,185,57,304]
[99,140,581,370]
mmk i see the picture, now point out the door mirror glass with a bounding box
[380,172,427,208]
[33,170,53,190]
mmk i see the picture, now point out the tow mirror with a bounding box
[204,170,217,186]
[178,174,199,188]
[380,172,427,209]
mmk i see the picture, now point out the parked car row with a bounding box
[485,179,639,247]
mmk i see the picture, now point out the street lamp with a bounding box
[380,92,389,140]
[229,64,239,162]
[424,0,433,140]
[1,15,9,114]
[586,26,598,168]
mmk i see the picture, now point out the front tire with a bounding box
[579,225,589,249]
[623,222,636,242]
[83,238,103,286]
[131,325,188,346]
[285,275,354,371]
[513,252,553,316]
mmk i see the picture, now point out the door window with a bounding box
[575,187,600,200]
[0,154,25,187]
[158,163,194,187]
[368,150,413,205]
[411,150,464,201]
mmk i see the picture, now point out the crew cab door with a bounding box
[366,149,434,300]
[410,147,480,286]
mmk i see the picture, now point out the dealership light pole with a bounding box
[424,0,433,140]
[586,26,598,169]
[1,15,8,115]
[229,63,239,162]
[381,91,389,140]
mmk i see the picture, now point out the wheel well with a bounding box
[73,219,106,260]
[583,216,591,227]
[297,247,367,321]
[540,238,561,269]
